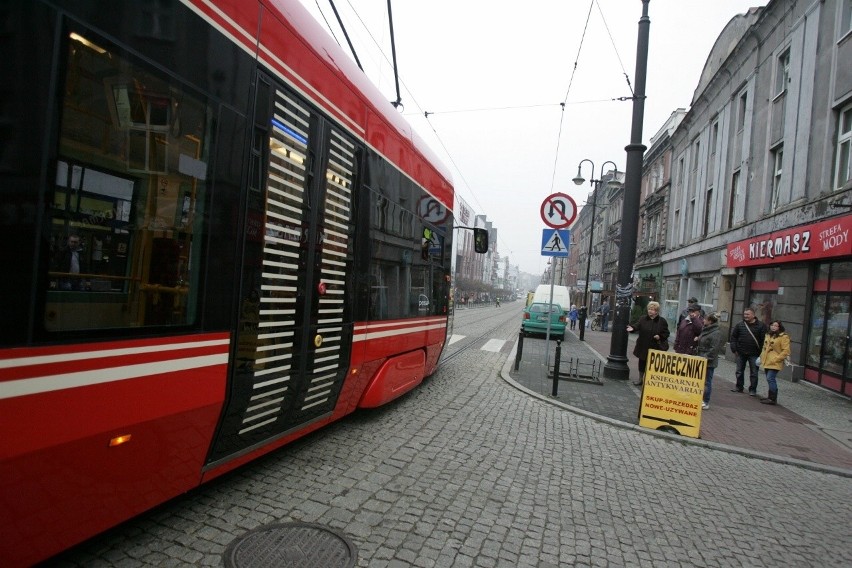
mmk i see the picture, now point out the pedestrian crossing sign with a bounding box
[541,229,570,257]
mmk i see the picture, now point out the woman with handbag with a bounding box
[626,301,670,386]
[759,321,790,405]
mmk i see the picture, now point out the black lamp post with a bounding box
[604,0,651,380]
[573,160,621,341]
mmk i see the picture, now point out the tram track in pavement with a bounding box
[441,303,523,366]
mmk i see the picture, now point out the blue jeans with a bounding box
[765,368,779,393]
[735,353,760,392]
[602,315,609,332]
[704,366,715,403]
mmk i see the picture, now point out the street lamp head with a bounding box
[605,177,623,189]
[572,164,585,186]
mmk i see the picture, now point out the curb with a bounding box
[500,341,852,479]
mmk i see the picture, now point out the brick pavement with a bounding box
[51,313,852,567]
[508,327,852,473]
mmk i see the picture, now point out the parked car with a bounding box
[531,284,571,315]
[522,302,566,340]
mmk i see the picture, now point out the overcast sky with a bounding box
[296,0,763,276]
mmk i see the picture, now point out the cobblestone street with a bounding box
[54,308,852,567]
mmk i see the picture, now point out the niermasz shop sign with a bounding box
[726,214,852,268]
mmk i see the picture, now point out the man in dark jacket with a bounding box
[54,233,89,290]
[599,299,610,332]
[729,307,767,395]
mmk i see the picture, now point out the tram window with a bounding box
[43,32,212,332]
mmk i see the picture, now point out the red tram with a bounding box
[0,1,484,565]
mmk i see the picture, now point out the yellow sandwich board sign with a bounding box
[638,350,707,438]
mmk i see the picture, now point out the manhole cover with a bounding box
[224,522,357,568]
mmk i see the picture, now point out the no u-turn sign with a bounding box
[540,193,578,229]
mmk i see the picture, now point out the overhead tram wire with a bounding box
[595,0,634,97]
[386,0,403,109]
[548,0,638,193]
[314,0,342,47]
[548,0,595,193]
[421,113,516,259]
[315,1,520,260]
[327,0,363,71]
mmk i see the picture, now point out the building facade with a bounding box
[660,0,852,395]
[635,109,685,312]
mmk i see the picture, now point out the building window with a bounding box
[775,49,790,96]
[771,146,783,208]
[647,213,658,248]
[728,170,741,228]
[738,91,748,132]
[708,121,718,180]
[703,187,713,237]
[836,102,852,190]
[673,208,681,245]
[688,198,696,240]
[841,0,852,38]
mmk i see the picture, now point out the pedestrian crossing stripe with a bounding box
[481,339,505,352]
[448,334,465,345]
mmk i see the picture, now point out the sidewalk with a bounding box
[504,326,852,475]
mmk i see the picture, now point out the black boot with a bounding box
[760,390,777,405]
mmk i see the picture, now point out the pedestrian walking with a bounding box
[729,307,767,395]
[759,320,791,405]
[674,304,704,355]
[696,312,724,410]
[600,299,610,332]
[626,301,670,386]
[568,305,578,330]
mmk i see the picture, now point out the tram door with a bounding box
[208,76,358,464]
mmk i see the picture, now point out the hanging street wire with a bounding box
[595,0,634,96]
[548,0,595,193]
[386,0,403,109]
[314,0,341,46]
[412,100,614,117]
[327,0,363,71]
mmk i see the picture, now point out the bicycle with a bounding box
[590,312,602,331]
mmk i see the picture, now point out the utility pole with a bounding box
[604,0,651,380]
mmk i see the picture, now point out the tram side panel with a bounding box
[0,2,254,565]
[0,1,455,565]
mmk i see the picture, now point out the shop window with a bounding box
[691,279,712,311]
[805,261,852,390]
[663,279,681,329]
[44,31,211,331]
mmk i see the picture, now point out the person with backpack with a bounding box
[729,307,767,395]
[696,312,724,410]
